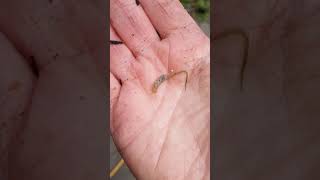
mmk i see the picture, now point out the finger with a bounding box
[139,0,203,38]
[0,32,34,179]
[110,0,160,56]
[110,26,139,82]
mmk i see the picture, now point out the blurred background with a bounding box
[181,0,210,36]
[110,0,210,179]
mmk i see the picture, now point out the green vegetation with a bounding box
[181,0,210,22]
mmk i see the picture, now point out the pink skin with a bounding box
[110,0,210,179]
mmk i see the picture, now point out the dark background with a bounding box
[213,0,320,179]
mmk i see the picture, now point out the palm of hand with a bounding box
[110,13,210,180]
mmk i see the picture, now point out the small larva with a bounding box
[152,74,167,93]
[152,70,188,93]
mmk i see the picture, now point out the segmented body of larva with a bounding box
[152,70,188,93]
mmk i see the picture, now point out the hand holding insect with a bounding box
[110,0,210,179]
[151,70,189,94]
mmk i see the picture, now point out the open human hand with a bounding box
[110,0,210,179]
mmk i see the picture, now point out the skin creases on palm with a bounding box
[110,27,210,179]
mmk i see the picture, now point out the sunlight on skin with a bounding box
[110,0,210,179]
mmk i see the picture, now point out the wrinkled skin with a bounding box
[0,1,107,180]
[214,0,320,179]
[110,0,210,179]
